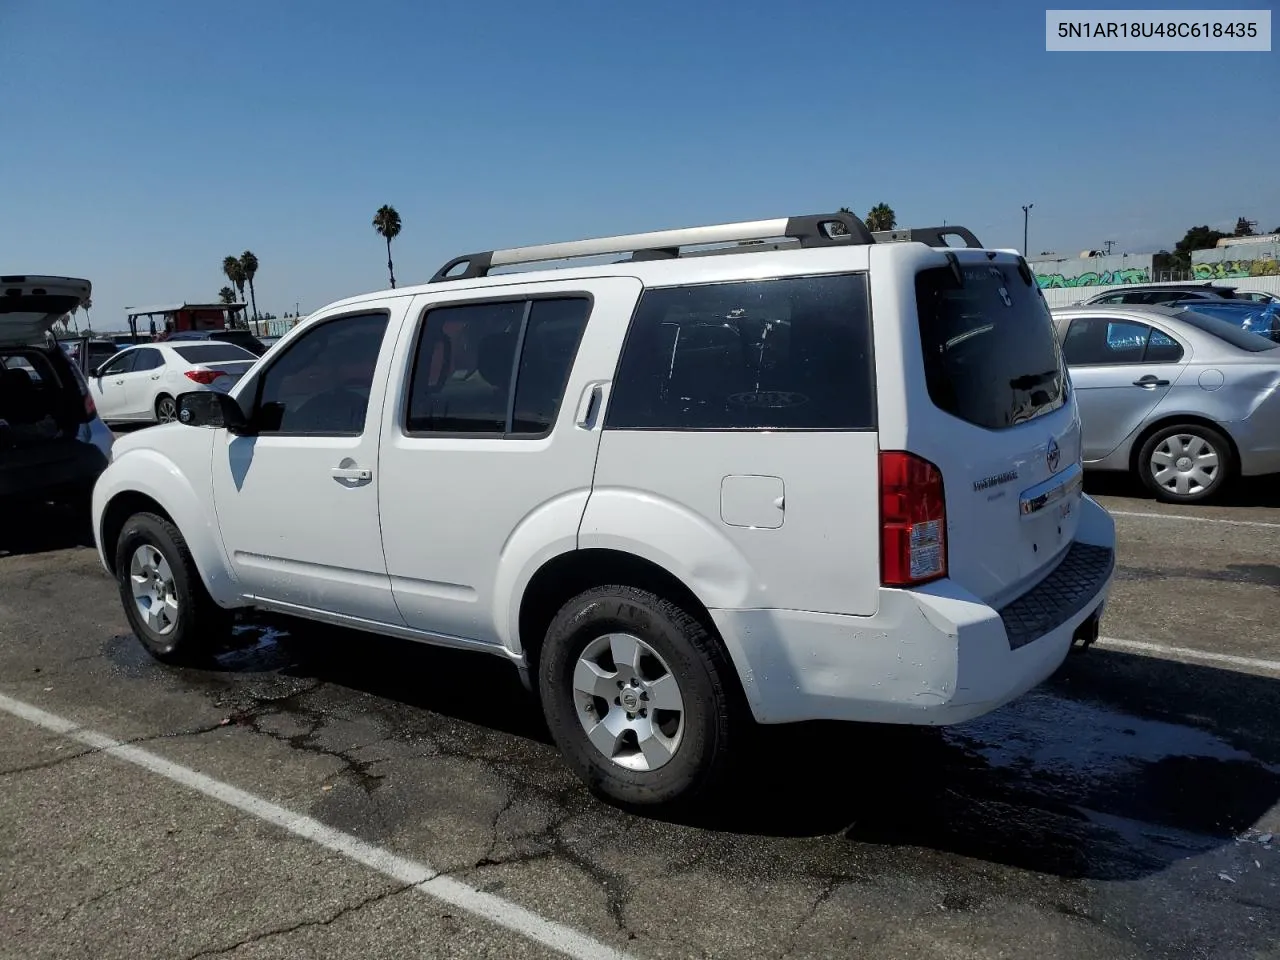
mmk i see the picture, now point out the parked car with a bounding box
[1077,282,1239,306]
[1053,304,1280,502]
[87,341,258,424]
[61,337,123,373]
[93,212,1115,807]
[1235,290,1280,305]
[159,328,268,356]
[1,275,113,508]
[1165,299,1280,343]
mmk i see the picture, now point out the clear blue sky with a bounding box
[2,0,1276,331]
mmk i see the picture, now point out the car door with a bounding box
[1062,315,1188,461]
[89,350,138,421]
[377,277,640,646]
[124,347,166,419]
[211,307,406,624]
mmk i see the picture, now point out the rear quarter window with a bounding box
[916,261,1067,430]
[605,273,875,430]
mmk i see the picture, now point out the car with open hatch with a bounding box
[2,275,114,510]
[91,212,1115,807]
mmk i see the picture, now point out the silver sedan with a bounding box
[1052,304,1280,503]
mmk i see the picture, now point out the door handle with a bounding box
[1133,376,1170,388]
[331,466,372,481]
[575,382,604,427]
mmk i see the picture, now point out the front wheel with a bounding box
[538,585,741,808]
[114,512,230,663]
[1137,423,1233,504]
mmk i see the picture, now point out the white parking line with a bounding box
[0,692,636,960]
[1098,636,1280,674]
[1108,510,1280,530]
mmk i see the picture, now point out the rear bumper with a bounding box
[0,441,107,501]
[712,495,1116,726]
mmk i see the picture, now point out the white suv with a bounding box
[91,213,1115,806]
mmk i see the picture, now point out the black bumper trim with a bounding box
[999,542,1115,651]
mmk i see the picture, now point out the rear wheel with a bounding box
[114,512,230,663]
[1137,423,1233,504]
[538,585,740,808]
[155,395,177,423]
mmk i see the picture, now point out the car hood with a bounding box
[0,275,91,346]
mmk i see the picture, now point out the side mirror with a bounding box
[176,391,253,434]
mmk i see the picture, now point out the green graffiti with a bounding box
[1192,259,1279,280]
[1036,267,1150,289]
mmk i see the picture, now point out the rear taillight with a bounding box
[184,369,225,385]
[84,393,96,418]
[879,451,947,587]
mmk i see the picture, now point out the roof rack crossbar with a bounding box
[429,212,875,283]
[872,226,983,249]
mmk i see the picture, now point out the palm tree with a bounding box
[218,286,237,304]
[372,205,402,288]
[82,296,93,331]
[240,250,260,320]
[865,203,897,232]
[222,255,246,303]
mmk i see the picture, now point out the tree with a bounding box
[222,255,246,305]
[240,251,260,320]
[865,203,897,232]
[1170,225,1228,271]
[218,286,237,304]
[82,296,92,331]
[1234,217,1255,237]
[372,205,402,288]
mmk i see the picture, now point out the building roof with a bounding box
[124,302,244,317]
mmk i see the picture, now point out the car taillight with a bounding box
[184,369,225,385]
[84,392,96,418]
[879,451,947,587]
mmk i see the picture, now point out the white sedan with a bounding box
[88,341,257,424]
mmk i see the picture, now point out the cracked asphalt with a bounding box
[2,476,1279,959]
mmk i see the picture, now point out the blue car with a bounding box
[1167,299,1280,343]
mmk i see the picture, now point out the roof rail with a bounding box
[428,212,875,283]
[872,225,983,249]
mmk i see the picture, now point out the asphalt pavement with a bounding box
[1,475,1278,959]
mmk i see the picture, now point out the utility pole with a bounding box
[1103,240,1116,256]
[1021,203,1034,256]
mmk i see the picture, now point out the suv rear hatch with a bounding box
[0,276,104,495]
[909,252,1083,608]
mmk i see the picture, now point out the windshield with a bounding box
[916,262,1067,430]
[1176,310,1280,352]
[173,343,256,363]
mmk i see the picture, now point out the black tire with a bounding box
[538,585,740,808]
[114,512,230,664]
[1137,423,1234,504]
[155,394,177,424]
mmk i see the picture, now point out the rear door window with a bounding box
[916,262,1066,430]
[1062,318,1185,365]
[606,273,874,430]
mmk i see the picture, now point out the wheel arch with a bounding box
[93,451,242,606]
[517,548,730,685]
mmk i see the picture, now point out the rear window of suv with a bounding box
[916,261,1067,430]
[606,273,875,430]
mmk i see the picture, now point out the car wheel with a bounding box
[114,512,229,663]
[538,585,740,808]
[1137,423,1233,504]
[155,395,178,423]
